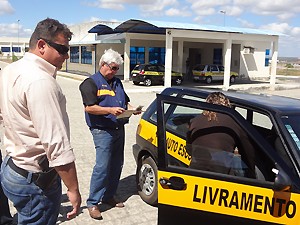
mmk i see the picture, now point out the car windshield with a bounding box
[281,114,300,152]
[134,65,144,70]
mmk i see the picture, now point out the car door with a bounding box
[156,94,300,225]
[210,64,221,80]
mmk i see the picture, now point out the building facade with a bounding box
[0,19,280,89]
[66,19,280,89]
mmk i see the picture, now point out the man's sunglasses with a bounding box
[40,38,69,55]
[105,63,119,71]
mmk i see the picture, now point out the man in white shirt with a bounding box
[0,18,81,224]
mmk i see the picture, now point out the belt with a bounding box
[7,157,40,182]
[91,126,124,130]
[7,157,58,190]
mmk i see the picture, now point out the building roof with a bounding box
[88,19,283,36]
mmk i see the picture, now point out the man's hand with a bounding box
[66,189,81,219]
[55,162,81,220]
[109,107,125,116]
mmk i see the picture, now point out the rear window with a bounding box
[133,65,144,70]
[157,65,165,72]
[218,65,224,71]
[193,65,205,71]
[145,65,157,71]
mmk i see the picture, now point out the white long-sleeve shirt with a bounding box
[0,53,75,172]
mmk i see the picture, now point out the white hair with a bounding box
[99,48,124,66]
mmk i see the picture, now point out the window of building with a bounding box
[149,47,165,65]
[1,47,10,52]
[213,48,222,65]
[130,47,145,71]
[70,46,79,63]
[12,47,21,52]
[81,46,92,64]
[265,49,270,66]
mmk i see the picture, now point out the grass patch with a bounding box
[276,68,300,76]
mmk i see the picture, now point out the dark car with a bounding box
[131,64,183,86]
[133,87,300,224]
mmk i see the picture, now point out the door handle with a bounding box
[159,176,187,190]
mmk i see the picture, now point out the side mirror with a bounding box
[272,166,292,192]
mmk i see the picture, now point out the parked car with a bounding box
[192,64,239,84]
[133,87,300,224]
[131,64,183,86]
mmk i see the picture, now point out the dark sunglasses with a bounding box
[105,63,119,71]
[40,38,69,55]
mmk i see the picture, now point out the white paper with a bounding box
[116,105,144,119]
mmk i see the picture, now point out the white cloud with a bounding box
[236,0,300,20]
[236,18,255,28]
[193,7,215,16]
[260,22,291,34]
[0,0,14,15]
[259,22,300,56]
[0,23,31,37]
[165,8,191,17]
[291,27,300,36]
[223,6,243,16]
[140,0,178,13]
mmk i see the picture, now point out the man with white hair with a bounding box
[79,49,138,220]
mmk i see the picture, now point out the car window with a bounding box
[253,112,273,129]
[150,103,170,123]
[193,65,205,71]
[234,106,295,173]
[210,65,218,72]
[134,65,143,70]
[162,102,277,182]
[234,106,247,119]
[181,95,206,102]
[218,65,224,71]
[157,65,165,72]
[281,114,300,151]
[166,105,200,137]
[145,65,157,71]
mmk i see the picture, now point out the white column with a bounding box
[270,39,278,90]
[223,38,232,91]
[177,40,183,74]
[165,29,173,87]
[124,34,130,82]
[10,42,13,57]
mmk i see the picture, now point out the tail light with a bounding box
[201,72,205,76]
[140,70,145,75]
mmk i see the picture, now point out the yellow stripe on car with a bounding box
[158,171,300,224]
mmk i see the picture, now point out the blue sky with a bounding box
[1,0,300,57]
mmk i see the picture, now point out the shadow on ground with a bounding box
[56,174,137,223]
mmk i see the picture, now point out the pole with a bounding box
[220,10,226,26]
[17,19,20,55]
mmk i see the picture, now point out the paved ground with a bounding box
[2,69,300,225]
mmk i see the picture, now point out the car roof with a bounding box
[161,87,300,114]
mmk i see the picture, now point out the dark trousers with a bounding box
[0,152,14,225]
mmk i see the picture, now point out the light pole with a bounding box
[220,10,226,26]
[17,19,20,54]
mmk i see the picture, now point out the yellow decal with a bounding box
[97,89,115,96]
[138,119,191,166]
[143,71,163,76]
[158,171,300,224]
[166,132,191,165]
